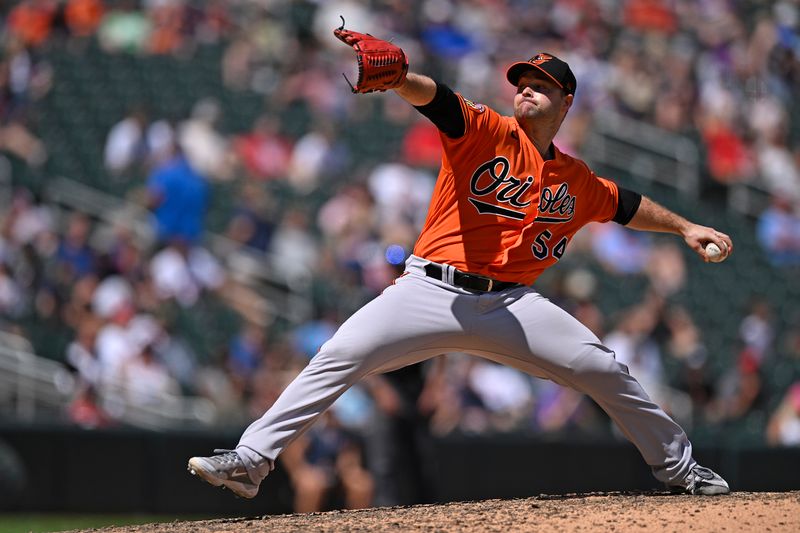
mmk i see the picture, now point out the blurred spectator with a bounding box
[97,2,151,54]
[698,111,754,185]
[317,184,375,244]
[401,117,442,169]
[67,385,112,428]
[65,313,102,387]
[281,411,373,512]
[465,360,534,433]
[623,0,678,34]
[756,128,800,204]
[120,342,181,406]
[589,223,652,275]
[604,304,677,417]
[607,40,657,120]
[0,37,50,167]
[367,162,435,229]
[363,363,436,506]
[245,340,304,420]
[287,122,347,192]
[6,0,58,49]
[151,316,201,394]
[756,195,800,267]
[549,268,605,339]
[662,306,712,414]
[104,224,146,280]
[1,34,53,114]
[56,212,96,280]
[92,275,139,382]
[291,312,338,361]
[234,114,293,181]
[103,107,151,178]
[60,273,98,331]
[5,188,54,250]
[706,348,764,425]
[224,182,276,252]
[149,241,225,307]
[767,382,800,446]
[270,207,319,281]
[227,320,266,392]
[739,299,774,365]
[145,0,186,56]
[221,7,295,94]
[145,147,210,246]
[178,98,234,181]
[0,118,48,168]
[193,1,233,46]
[65,0,104,39]
[0,262,24,317]
[644,241,686,297]
[532,381,598,434]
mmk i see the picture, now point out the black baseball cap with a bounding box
[506,53,576,95]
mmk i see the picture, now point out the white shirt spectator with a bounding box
[104,115,146,174]
[367,162,435,228]
[757,140,800,203]
[468,361,533,414]
[92,275,134,319]
[120,348,180,406]
[66,340,102,386]
[178,98,231,181]
[288,130,331,192]
[150,244,225,306]
[96,321,139,384]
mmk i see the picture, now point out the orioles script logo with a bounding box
[535,183,575,223]
[468,156,533,220]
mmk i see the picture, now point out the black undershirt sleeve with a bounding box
[413,82,465,139]
[614,187,642,225]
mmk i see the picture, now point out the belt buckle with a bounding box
[486,278,493,292]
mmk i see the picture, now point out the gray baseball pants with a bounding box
[236,255,695,486]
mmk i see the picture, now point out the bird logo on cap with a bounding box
[530,54,553,65]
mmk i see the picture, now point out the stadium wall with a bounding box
[0,426,797,513]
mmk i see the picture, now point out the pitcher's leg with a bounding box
[475,289,694,485]
[235,275,467,484]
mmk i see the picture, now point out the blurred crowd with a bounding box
[2,0,800,511]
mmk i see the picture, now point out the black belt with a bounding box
[424,263,523,293]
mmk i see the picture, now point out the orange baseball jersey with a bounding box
[413,94,620,286]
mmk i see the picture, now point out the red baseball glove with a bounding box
[333,17,408,94]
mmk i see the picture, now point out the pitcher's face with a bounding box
[513,71,572,124]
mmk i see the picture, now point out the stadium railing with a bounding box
[44,176,312,326]
[0,330,218,429]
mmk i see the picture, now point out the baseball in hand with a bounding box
[705,242,728,263]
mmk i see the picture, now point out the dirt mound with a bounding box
[73,491,799,533]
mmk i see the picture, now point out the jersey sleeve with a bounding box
[436,93,504,152]
[455,93,496,137]
[583,171,620,224]
[413,83,465,138]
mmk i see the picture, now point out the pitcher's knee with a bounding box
[311,339,383,378]
[569,342,629,377]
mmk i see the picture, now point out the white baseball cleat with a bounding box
[188,449,259,499]
[670,465,730,495]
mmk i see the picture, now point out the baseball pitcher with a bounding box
[188,21,731,499]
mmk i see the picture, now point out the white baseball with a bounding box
[705,242,727,263]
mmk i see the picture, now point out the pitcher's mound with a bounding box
[75,491,800,532]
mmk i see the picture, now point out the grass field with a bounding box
[0,514,206,533]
